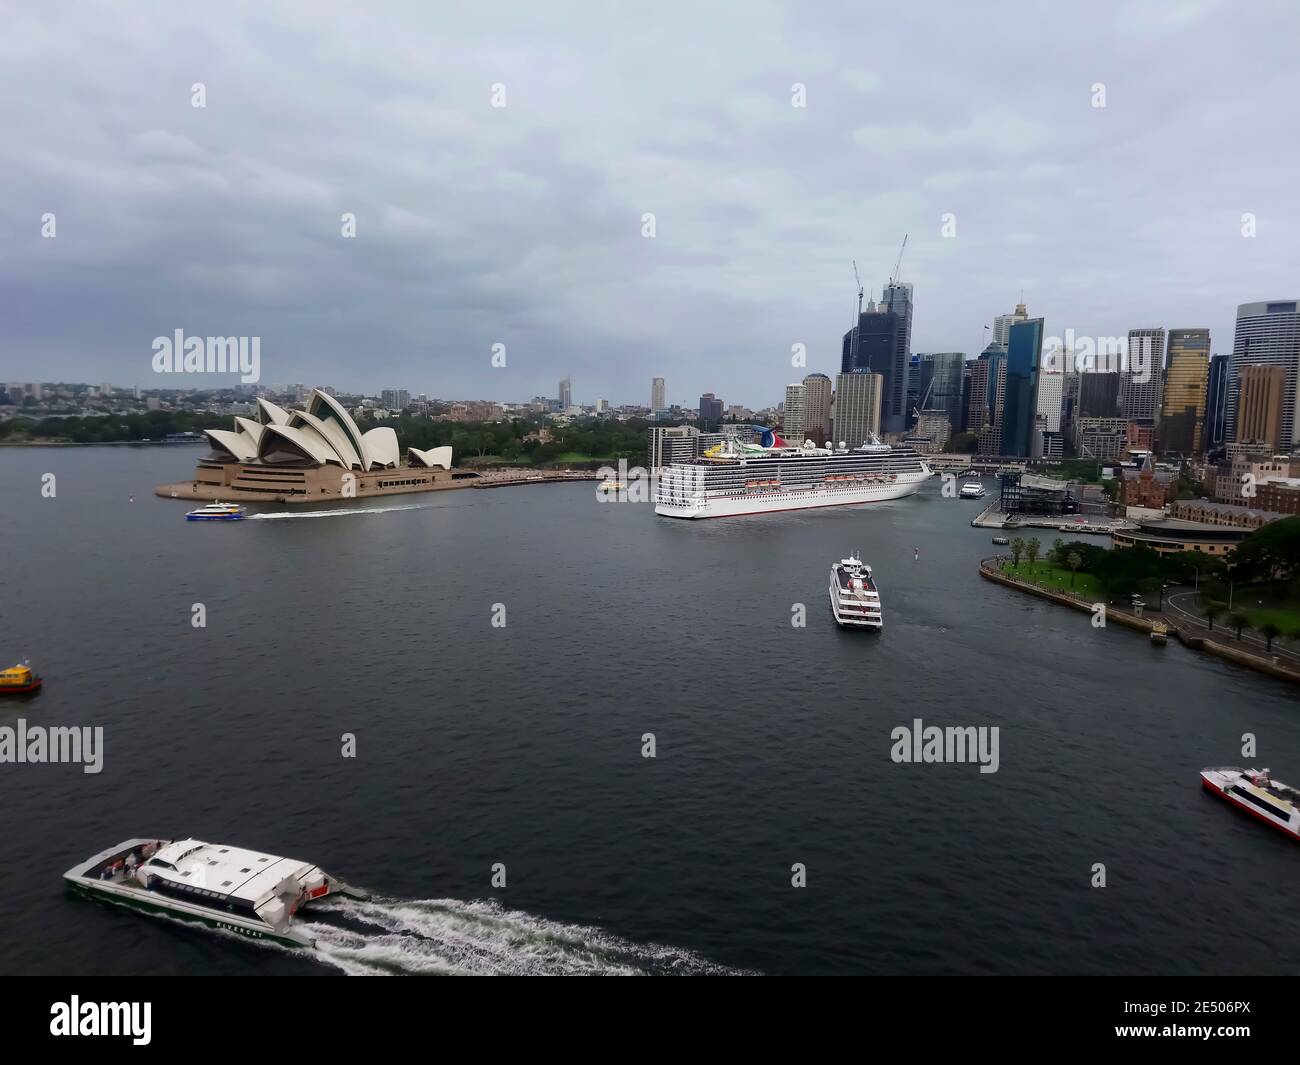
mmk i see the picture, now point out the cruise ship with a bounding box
[1201,767,1300,841]
[64,838,354,947]
[654,432,931,519]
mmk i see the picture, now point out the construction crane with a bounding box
[889,234,908,288]
[852,259,863,316]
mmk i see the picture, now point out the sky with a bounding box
[2,0,1298,408]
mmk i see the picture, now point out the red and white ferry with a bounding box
[1201,767,1300,840]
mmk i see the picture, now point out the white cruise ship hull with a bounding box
[655,470,926,519]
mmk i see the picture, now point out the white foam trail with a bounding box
[303,896,749,976]
[248,502,435,520]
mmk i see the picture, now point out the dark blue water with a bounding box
[0,446,1297,974]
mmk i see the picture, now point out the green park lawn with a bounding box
[1004,560,1103,600]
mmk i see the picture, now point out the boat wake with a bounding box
[248,503,435,520]
[302,895,748,976]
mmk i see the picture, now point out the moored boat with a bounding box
[829,553,883,629]
[0,661,42,695]
[959,481,986,499]
[64,838,359,947]
[1201,767,1300,841]
[186,501,246,521]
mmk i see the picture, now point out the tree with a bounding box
[1066,552,1082,587]
[1230,516,1300,582]
[1203,602,1222,632]
[1051,537,1065,568]
[1010,537,1025,567]
[1261,623,1282,653]
[1228,612,1249,640]
[1026,537,1041,570]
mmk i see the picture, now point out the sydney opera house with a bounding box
[158,388,475,503]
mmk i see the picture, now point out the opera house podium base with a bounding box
[156,462,480,504]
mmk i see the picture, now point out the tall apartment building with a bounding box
[782,383,807,443]
[833,372,884,446]
[1226,300,1300,450]
[650,377,666,410]
[801,372,833,445]
[1159,329,1211,455]
[559,377,573,409]
[698,393,724,425]
[1236,363,1288,450]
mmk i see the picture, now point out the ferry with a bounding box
[64,838,357,947]
[991,536,1009,545]
[0,661,42,695]
[959,481,986,499]
[829,553,883,629]
[186,501,246,521]
[1201,767,1300,841]
[655,432,931,519]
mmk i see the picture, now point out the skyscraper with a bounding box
[999,318,1044,457]
[559,377,572,409]
[651,377,665,410]
[801,372,833,445]
[913,353,965,430]
[1227,301,1300,449]
[1160,329,1210,455]
[1078,372,1121,418]
[842,284,911,434]
[1236,364,1287,450]
[1119,328,1165,424]
[1205,353,1230,453]
[833,373,883,446]
[698,392,723,425]
[992,302,1028,349]
[782,383,806,443]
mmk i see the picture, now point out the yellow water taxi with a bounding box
[0,662,42,695]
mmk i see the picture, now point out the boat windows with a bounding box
[146,858,176,871]
[1231,786,1289,818]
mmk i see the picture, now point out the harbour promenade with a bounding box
[980,556,1300,686]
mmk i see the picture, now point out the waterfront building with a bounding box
[651,377,666,410]
[832,372,884,446]
[1159,329,1210,456]
[1112,518,1250,556]
[999,472,1077,516]
[1119,328,1165,425]
[1169,498,1286,529]
[999,318,1044,457]
[1227,300,1300,448]
[1236,363,1288,450]
[186,389,460,502]
[648,424,701,473]
[801,372,833,445]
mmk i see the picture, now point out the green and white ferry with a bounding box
[63,838,354,947]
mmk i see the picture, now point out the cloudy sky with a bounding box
[3,0,1297,408]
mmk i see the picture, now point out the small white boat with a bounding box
[959,481,986,499]
[64,838,358,947]
[186,501,246,521]
[1201,767,1300,841]
[829,553,883,629]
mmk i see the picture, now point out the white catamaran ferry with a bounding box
[655,432,931,519]
[1201,767,1300,841]
[64,838,354,946]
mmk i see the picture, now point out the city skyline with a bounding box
[3,3,1297,406]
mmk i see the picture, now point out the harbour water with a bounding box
[1,446,1297,975]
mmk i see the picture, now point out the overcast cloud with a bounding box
[2,0,1297,407]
